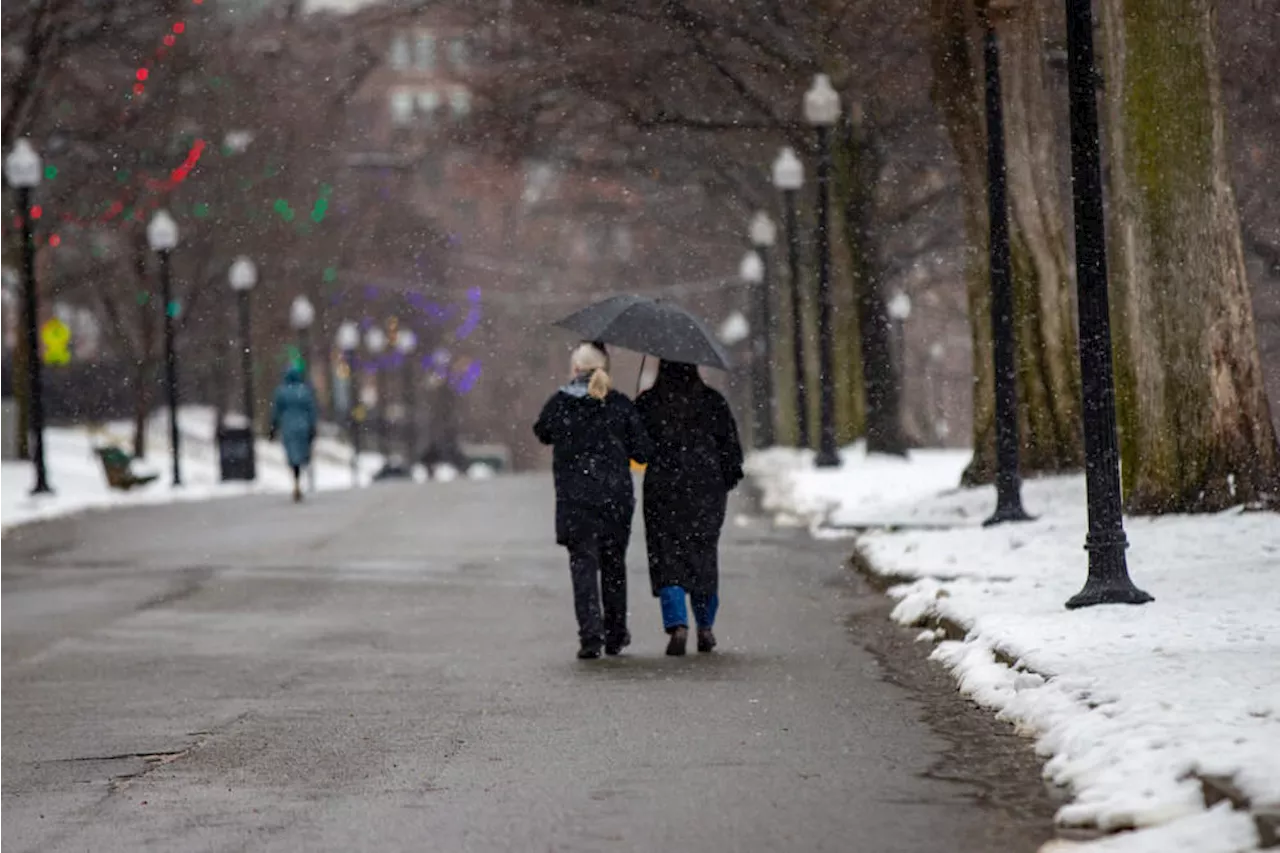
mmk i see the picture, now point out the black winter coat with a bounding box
[533,375,653,546]
[636,381,743,596]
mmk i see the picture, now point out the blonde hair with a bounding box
[570,343,611,400]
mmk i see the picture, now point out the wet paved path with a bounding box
[3,475,1050,852]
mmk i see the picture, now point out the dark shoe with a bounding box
[605,631,631,656]
[665,626,688,657]
[577,644,602,660]
[697,628,717,653]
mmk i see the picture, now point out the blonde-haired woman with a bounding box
[534,341,653,659]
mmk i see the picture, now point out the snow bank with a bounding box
[2,408,385,532]
[751,447,1280,851]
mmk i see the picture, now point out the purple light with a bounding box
[452,360,482,394]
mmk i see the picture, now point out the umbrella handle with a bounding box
[636,353,647,398]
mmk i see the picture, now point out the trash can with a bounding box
[218,426,256,481]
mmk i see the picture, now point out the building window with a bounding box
[389,90,413,125]
[449,88,472,119]
[389,34,410,70]
[447,38,469,70]
[414,31,435,71]
[417,89,441,124]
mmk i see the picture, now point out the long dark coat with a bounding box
[270,366,318,468]
[533,373,653,546]
[635,368,743,597]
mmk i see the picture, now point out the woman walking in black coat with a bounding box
[636,361,744,656]
[534,342,653,659]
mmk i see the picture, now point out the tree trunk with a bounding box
[1099,0,1280,512]
[837,111,909,456]
[929,0,1085,485]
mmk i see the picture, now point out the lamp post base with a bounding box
[1065,532,1153,609]
[814,448,841,468]
[30,483,53,496]
[1065,578,1154,609]
[982,500,1033,527]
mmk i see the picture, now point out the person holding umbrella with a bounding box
[533,341,653,660]
[636,361,744,655]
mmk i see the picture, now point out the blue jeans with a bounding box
[658,585,718,631]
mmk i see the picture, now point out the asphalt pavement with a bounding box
[2,475,1052,852]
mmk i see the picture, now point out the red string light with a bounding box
[49,2,212,243]
[30,205,43,220]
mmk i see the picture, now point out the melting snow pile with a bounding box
[748,446,1280,852]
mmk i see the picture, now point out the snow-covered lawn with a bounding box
[1,408,388,533]
[749,445,1280,852]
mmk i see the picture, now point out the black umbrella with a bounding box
[553,294,732,370]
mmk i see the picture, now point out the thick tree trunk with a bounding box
[827,163,867,446]
[929,0,1085,485]
[837,112,909,456]
[1099,0,1280,512]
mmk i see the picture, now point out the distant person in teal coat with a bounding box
[270,365,318,502]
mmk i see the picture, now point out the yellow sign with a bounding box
[40,318,71,366]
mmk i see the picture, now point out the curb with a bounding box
[845,542,1023,670]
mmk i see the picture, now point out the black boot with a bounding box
[697,628,717,653]
[665,626,688,657]
[605,631,631,656]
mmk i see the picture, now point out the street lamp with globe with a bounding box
[365,326,389,457]
[147,210,182,486]
[772,145,809,448]
[289,294,315,380]
[395,329,419,462]
[227,256,259,480]
[886,289,912,376]
[804,74,841,468]
[748,211,777,447]
[336,321,361,485]
[738,248,771,449]
[5,139,51,494]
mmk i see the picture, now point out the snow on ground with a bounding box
[4,407,399,532]
[748,445,1280,852]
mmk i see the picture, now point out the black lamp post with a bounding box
[229,256,258,481]
[365,326,389,458]
[147,210,181,487]
[886,289,911,378]
[396,329,418,461]
[772,146,809,448]
[1062,0,1151,609]
[749,211,778,448]
[290,295,317,491]
[5,139,51,494]
[981,17,1032,526]
[804,74,841,468]
[337,321,361,487]
[738,249,768,448]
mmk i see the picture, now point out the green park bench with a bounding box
[94,447,159,491]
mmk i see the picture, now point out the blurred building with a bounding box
[330,3,735,469]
